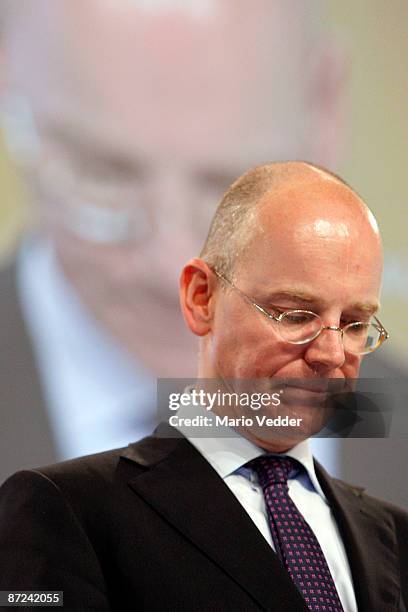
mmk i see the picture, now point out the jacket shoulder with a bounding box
[37,445,128,481]
[0,445,131,507]
[331,472,408,526]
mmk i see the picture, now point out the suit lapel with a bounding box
[315,460,400,611]
[122,429,309,612]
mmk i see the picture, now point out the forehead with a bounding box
[236,181,383,300]
[6,0,312,168]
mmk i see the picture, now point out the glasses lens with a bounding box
[279,311,322,344]
[343,322,382,354]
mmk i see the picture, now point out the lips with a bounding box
[281,378,348,394]
[284,380,329,392]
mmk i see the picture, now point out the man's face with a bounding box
[4,0,327,305]
[202,180,383,445]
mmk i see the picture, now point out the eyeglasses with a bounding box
[0,92,224,246]
[213,270,389,356]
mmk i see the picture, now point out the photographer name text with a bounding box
[168,414,302,428]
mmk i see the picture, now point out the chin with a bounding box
[236,399,334,451]
[246,430,310,453]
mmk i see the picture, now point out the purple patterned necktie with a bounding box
[248,455,344,612]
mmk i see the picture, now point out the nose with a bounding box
[303,326,346,374]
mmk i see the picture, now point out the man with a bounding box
[1,162,406,611]
[0,0,347,480]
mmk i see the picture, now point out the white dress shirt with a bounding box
[174,402,358,612]
[17,236,157,459]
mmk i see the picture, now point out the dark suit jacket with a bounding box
[0,427,407,611]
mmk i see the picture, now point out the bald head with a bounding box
[183,160,384,396]
[200,161,382,281]
[1,0,338,167]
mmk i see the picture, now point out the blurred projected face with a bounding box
[2,0,338,367]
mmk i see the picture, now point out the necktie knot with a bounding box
[247,455,301,489]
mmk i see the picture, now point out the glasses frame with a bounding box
[213,269,389,355]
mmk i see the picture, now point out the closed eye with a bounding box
[341,318,371,326]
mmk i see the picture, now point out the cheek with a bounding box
[209,312,296,377]
[342,354,362,378]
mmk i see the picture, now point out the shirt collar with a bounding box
[174,398,327,501]
[17,235,157,453]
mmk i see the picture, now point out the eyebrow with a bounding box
[44,120,148,176]
[261,291,380,316]
[350,302,380,315]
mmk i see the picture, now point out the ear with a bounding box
[305,38,350,168]
[179,258,217,337]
